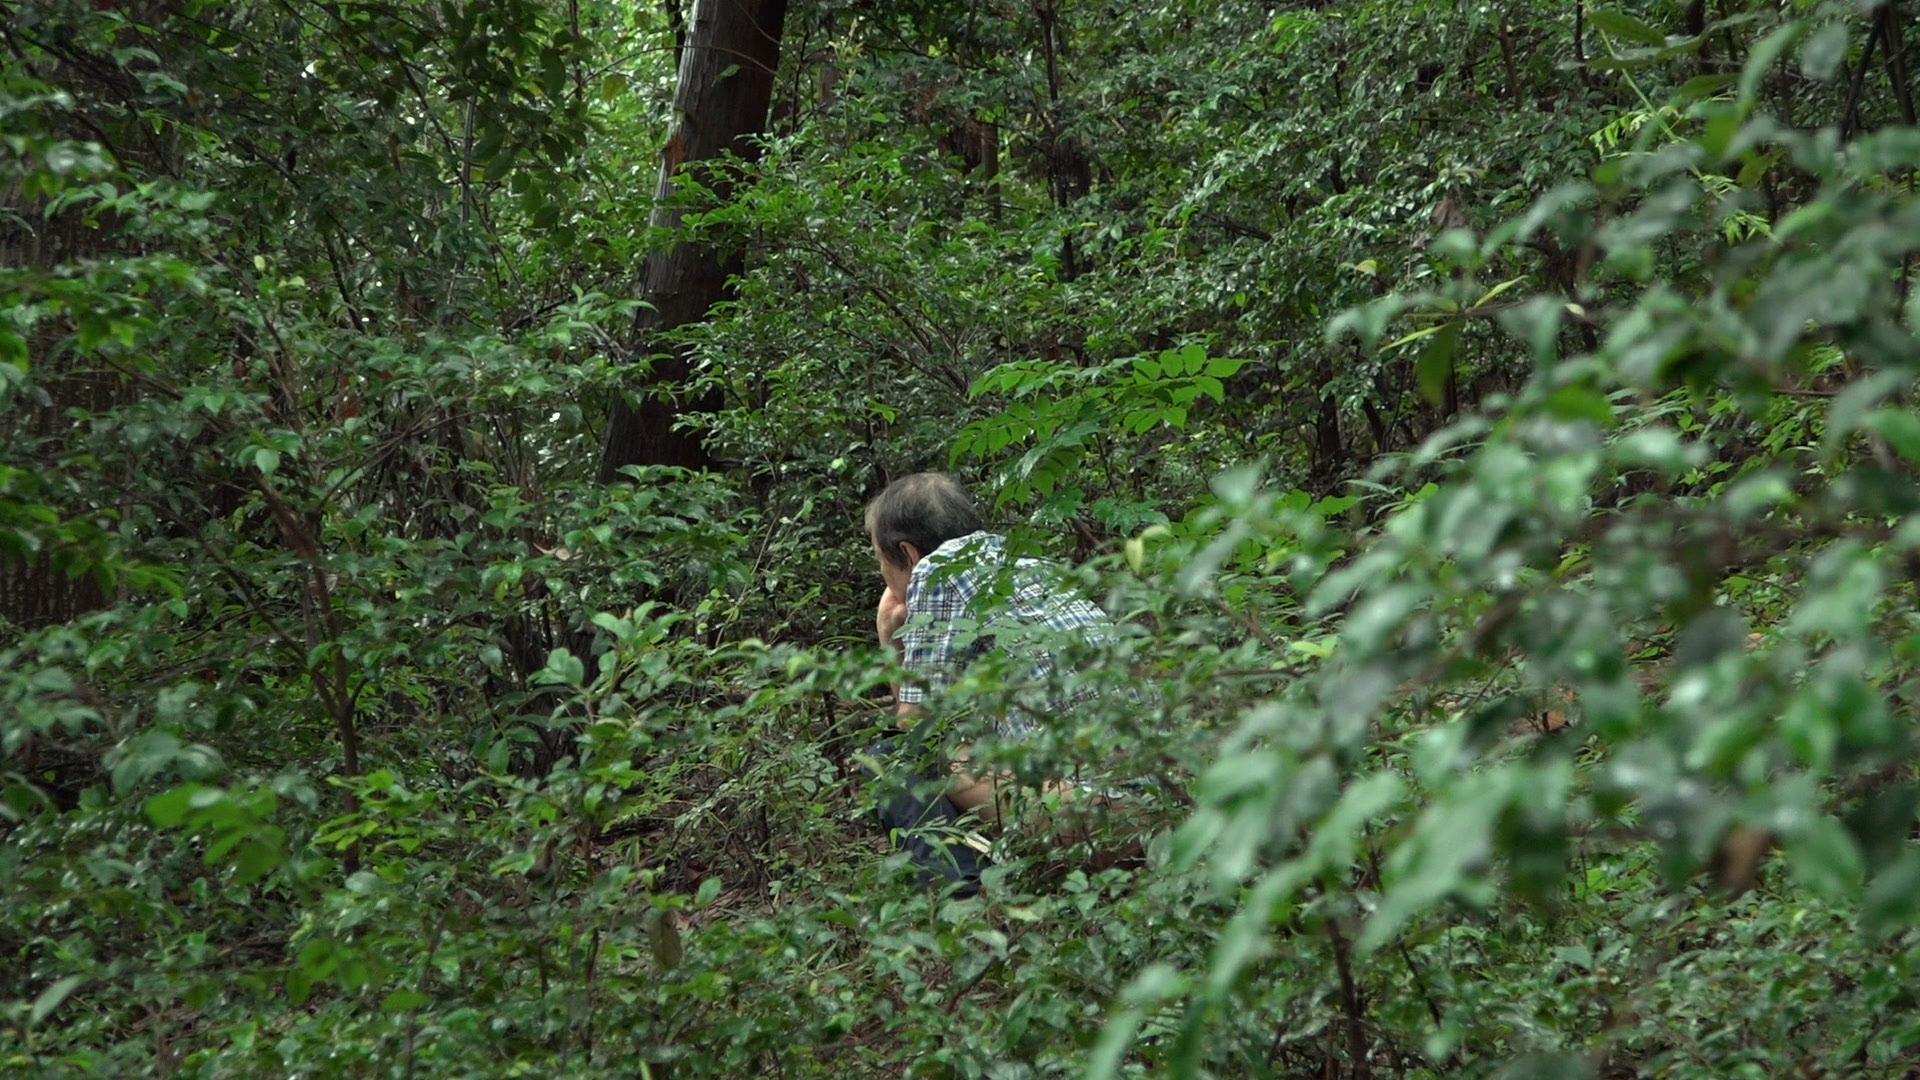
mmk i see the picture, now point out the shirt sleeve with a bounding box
[895,557,976,703]
[895,591,952,703]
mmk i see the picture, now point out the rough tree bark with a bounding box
[596,0,788,482]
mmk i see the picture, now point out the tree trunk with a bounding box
[597,0,788,483]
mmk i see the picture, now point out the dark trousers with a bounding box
[868,739,985,896]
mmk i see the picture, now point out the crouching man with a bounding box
[863,472,1139,893]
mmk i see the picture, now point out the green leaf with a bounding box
[591,611,635,640]
[1086,1005,1148,1080]
[111,730,186,793]
[382,989,431,1011]
[286,968,313,1008]
[1415,322,1463,407]
[1677,72,1737,100]
[1540,385,1616,427]
[1587,52,1671,72]
[1864,850,1920,938]
[30,975,83,1026]
[1865,409,1920,463]
[1799,21,1848,81]
[541,648,585,686]
[1783,813,1865,900]
[695,876,722,907]
[146,783,206,827]
[1736,150,1777,187]
[1171,343,1206,376]
[1740,22,1809,112]
[1383,322,1449,351]
[1087,963,1188,1080]
[232,836,284,887]
[647,908,684,970]
[0,326,27,368]
[1470,275,1527,309]
[1590,9,1668,46]
[1210,462,1263,506]
[1822,369,1907,459]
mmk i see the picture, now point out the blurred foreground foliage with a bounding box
[7,1,1920,1078]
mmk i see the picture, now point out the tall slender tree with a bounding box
[597,0,788,481]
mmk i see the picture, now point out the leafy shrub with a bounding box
[9,2,1920,1080]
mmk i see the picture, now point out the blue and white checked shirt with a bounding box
[896,531,1118,736]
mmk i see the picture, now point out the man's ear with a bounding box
[897,541,924,567]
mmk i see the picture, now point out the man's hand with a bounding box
[876,586,908,653]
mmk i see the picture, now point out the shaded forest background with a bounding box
[8,0,1920,1076]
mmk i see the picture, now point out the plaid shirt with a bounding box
[896,531,1117,736]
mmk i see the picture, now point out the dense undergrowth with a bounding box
[7,0,1920,1077]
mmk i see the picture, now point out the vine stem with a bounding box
[1324,909,1372,1080]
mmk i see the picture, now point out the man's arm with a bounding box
[887,671,999,815]
[877,586,907,656]
[881,583,1069,820]
[945,738,1082,824]
[878,587,920,729]
[946,753,1003,819]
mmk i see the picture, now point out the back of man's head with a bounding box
[865,473,985,569]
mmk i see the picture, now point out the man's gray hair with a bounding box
[865,473,985,569]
